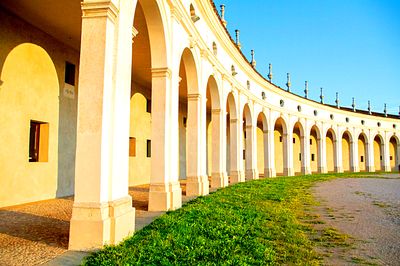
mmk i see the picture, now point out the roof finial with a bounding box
[235,29,241,49]
[268,63,273,82]
[384,103,387,117]
[220,4,227,27]
[335,92,340,108]
[352,97,356,112]
[250,50,256,68]
[368,100,372,115]
[286,73,291,92]
[304,81,308,98]
[320,87,324,104]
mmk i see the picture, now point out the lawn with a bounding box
[83,172,381,265]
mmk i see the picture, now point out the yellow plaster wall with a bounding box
[207,118,212,176]
[389,138,397,171]
[358,138,366,171]
[342,137,350,171]
[178,102,188,180]
[256,127,264,175]
[374,139,382,171]
[0,9,79,207]
[129,87,152,186]
[326,135,335,172]
[274,130,284,174]
[310,135,318,172]
[293,133,301,173]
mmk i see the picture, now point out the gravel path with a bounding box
[313,175,400,265]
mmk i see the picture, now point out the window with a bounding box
[183,117,187,127]
[65,62,75,86]
[310,139,313,145]
[380,156,382,161]
[299,153,301,161]
[311,154,315,161]
[293,138,295,144]
[361,156,364,162]
[244,131,246,139]
[279,136,282,142]
[146,99,151,113]
[129,137,136,157]
[29,120,49,162]
[146,140,151,158]
[243,150,246,160]
[390,156,393,160]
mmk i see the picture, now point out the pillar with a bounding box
[263,129,276,177]
[186,93,209,196]
[148,68,182,211]
[366,139,375,172]
[350,140,360,172]
[230,118,245,183]
[211,109,228,188]
[382,137,391,172]
[319,136,328,173]
[245,124,259,180]
[284,131,294,176]
[69,0,136,250]
[301,132,311,175]
[334,137,343,173]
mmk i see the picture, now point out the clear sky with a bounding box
[213,0,400,115]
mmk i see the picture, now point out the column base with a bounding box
[264,168,276,178]
[148,181,182,212]
[230,170,245,184]
[186,175,209,196]
[366,165,375,172]
[334,166,343,173]
[245,169,259,181]
[284,168,295,177]
[318,167,328,174]
[351,166,360,173]
[69,196,135,251]
[301,167,312,175]
[211,172,229,188]
[383,165,391,172]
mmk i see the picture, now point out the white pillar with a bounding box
[284,131,294,176]
[319,136,328,173]
[301,132,312,175]
[230,118,245,183]
[148,68,182,211]
[366,139,375,172]
[245,124,259,180]
[350,140,360,172]
[334,137,343,173]
[264,128,275,177]
[382,137,391,172]
[69,0,136,250]
[186,93,209,196]
[211,109,228,188]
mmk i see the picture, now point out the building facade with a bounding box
[0,0,399,251]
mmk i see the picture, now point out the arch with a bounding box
[292,121,304,174]
[206,75,221,110]
[310,125,321,173]
[373,134,384,171]
[242,103,252,126]
[0,43,59,207]
[326,128,336,172]
[274,117,288,175]
[389,135,399,171]
[180,48,199,95]
[256,111,268,177]
[226,92,238,120]
[357,132,368,171]
[341,130,352,172]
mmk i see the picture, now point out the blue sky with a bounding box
[213,0,400,115]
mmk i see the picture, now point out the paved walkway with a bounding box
[0,181,198,265]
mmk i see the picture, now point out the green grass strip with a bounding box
[83,172,389,265]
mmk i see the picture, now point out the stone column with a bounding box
[284,131,295,176]
[350,140,360,172]
[230,118,245,183]
[69,0,136,250]
[301,132,311,175]
[334,137,343,173]
[148,68,182,211]
[245,124,259,180]
[186,93,209,196]
[263,129,276,177]
[319,136,328,173]
[382,137,391,172]
[366,139,375,172]
[211,109,228,188]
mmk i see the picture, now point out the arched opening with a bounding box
[226,92,237,180]
[242,104,256,180]
[292,122,303,175]
[358,133,367,172]
[256,112,267,177]
[389,136,399,171]
[374,135,384,171]
[326,129,336,172]
[342,131,352,172]
[274,117,287,175]
[310,125,320,173]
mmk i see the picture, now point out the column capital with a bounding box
[187,93,202,100]
[151,67,172,78]
[211,108,222,114]
[81,1,119,21]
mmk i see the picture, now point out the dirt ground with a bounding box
[313,175,400,265]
